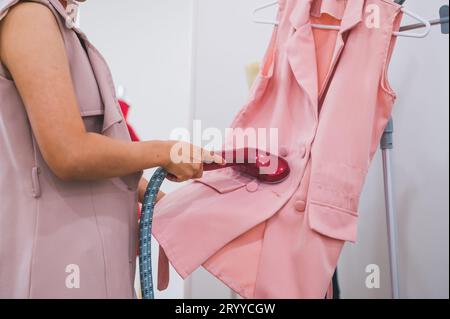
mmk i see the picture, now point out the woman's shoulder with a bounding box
[0,1,54,27]
[0,1,59,42]
[0,0,63,77]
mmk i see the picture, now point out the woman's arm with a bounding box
[0,3,221,182]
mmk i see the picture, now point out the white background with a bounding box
[81,0,449,299]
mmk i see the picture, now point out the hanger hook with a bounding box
[394,7,432,38]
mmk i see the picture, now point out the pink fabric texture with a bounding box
[153,0,403,299]
[0,0,142,298]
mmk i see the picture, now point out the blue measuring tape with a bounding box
[139,167,167,299]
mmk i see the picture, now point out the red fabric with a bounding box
[119,99,140,142]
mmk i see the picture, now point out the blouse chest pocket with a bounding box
[79,105,105,134]
[194,169,262,195]
[195,172,248,194]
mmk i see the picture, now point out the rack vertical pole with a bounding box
[380,118,400,299]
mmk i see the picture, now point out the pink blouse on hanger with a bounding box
[153,0,403,299]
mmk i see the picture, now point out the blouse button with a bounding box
[246,181,259,193]
[279,146,289,158]
[294,200,307,213]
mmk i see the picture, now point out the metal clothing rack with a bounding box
[382,0,449,299]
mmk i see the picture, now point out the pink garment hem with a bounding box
[154,230,254,298]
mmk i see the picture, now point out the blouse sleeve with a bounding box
[0,9,8,21]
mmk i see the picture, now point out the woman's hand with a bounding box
[161,141,225,183]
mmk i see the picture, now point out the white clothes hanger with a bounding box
[252,0,432,38]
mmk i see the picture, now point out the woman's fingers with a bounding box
[163,143,227,183]
[191,163,203,179]
[166,173,180,182]
[193,164,204,179]
[201,149,226,165]
[156,191,166,203]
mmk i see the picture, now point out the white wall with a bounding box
[80,0,196,299]
[190,0,449,299]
